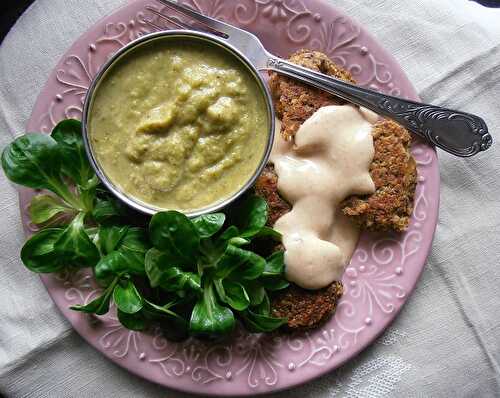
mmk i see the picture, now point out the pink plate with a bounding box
[20,0,439,395]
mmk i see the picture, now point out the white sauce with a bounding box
[270,105,376,289]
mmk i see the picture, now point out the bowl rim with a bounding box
[81,29,276,217]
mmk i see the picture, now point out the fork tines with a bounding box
[144,6,191,30]
[145,0,229,38]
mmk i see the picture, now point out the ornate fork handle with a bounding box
[267,58,492,157]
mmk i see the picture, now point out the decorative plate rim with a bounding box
[19,0,440,395]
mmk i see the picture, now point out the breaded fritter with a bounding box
[271,281,343,330]
[269,49,417,231]
[258,49,417,331]
[269,49,356,140]
[342,120,417,231]
[254,164,291,227]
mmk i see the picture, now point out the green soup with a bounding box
[88,37,269,212]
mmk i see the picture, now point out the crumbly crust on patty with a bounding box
[269,49,356,140]
[341,119,417,231]
[270,281,344,330]
[254,164,291,227]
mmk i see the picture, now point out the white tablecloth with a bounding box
[1,0,499,396]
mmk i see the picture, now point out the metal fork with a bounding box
[145,0,492,157]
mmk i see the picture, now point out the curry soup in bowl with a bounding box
[83,31,274,216]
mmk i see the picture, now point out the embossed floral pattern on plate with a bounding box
[23,0,439,395]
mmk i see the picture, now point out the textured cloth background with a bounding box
[0,0,499,397]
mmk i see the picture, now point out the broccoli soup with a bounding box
[88,37,270,212]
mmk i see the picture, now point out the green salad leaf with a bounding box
[96,226,129,256]
[149,211,200,265]
[241,310,288,333]
[94,227,149,284]
[215,245,266,280]
[1,133,60,189]
[190,283,235,337]
[113,279,143,314]
[53,212,99,267]
[145,248,201,293]
[259,276,290,292]
[259,251,290,291]
[20,228,65,273]
[143,299,181,318]
[232,195,268,238]
[263,251,286,276]
[240,292,287,332]
[1,133,82,209]
[219,225,239,241]
[242,280,266,306]
[92,197,127,224]
[144,300,189,341]
[117,309,147,331]
[192,213,225,238]
[219,280,250,311]
[29,194,75,226]
[70,276,119,315]
[51,119,94,188]
[255,226,282,240]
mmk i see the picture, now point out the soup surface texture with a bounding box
[89,38,269,211]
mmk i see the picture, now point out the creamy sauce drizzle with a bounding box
[270,105,376,289]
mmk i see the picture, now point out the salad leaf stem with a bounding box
[70,275,120,315]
